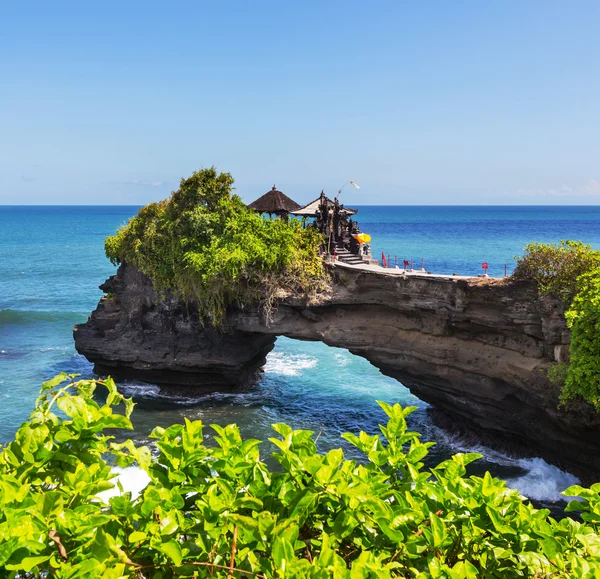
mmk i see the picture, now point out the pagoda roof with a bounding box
[247,185,301,215]
[292,191,357,217]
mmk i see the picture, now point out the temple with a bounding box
[247,188,375,265]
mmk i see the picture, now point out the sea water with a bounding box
[2,205,600,509]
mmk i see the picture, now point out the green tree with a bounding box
[105,168,328,323]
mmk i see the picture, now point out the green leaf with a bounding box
[129,531,147,543]
[159,539,183,566]
[272,537,295,571]
[56,394,91,421]
[429,512,447,548]
[5,554,51,572]
[41,373,72,391]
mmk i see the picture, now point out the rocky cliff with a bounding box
[74,262,600,479]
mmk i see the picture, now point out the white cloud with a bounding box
[582,179,600,196]
[505,180,600,199]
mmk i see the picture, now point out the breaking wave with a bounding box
[437,432,580,503]
[263,352,318,376]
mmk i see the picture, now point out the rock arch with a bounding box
[75,262,600,480]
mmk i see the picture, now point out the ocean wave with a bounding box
[505,457,579,503]
[334,352,351,367]
[116,380,219,406]
[39,346,70,353]
[0,309,87,325]
[264,352,318,376]
[0,349,26,360]
[436,431,579,503]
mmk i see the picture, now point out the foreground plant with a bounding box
[1,375,600,578]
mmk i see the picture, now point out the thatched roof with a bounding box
[292,191,358,217]
[247,185,301,215]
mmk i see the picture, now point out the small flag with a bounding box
[350,181,360,189]
[382,251,387,267]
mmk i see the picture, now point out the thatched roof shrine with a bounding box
[247,185,301,216]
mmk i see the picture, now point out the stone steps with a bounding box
[335,248,364,265]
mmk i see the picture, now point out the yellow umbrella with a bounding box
[352,233,371,244]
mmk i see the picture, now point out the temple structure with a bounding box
[247,185,301,218]
[293,191,372,264]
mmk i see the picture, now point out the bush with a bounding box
[513,241,600,411]
[562,269,600,410]
[105,168,328,323]
[2,375,600,578]
[512,240,600,305]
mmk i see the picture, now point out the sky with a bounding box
[0,1,599,206]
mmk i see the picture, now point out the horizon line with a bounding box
[2,203,600,208]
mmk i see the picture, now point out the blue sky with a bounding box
[1,1,599,205]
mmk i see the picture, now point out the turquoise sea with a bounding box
[2,205,600,509]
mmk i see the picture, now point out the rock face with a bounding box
[75,262,600,479]
[74,264,276,390]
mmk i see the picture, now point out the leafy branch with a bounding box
[1,376,600,577]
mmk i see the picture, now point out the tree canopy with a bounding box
[105,168,327,323]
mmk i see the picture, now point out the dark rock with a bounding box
[74,264,276,390]
[74,262,600,480]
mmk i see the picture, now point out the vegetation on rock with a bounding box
[513,240,600,305]
[2,375,600,578]
[563,269,600,410]
[513,240,600,410]
[105,168,328,323]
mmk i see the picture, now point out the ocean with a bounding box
[2,205,600,510]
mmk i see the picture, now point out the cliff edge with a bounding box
[74,262,600,479]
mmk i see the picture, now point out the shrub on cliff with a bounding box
[513,240,600,410]
[512,240,600,305]
[2,374,600,578]
[562,269,600,410]
[105,168,327,323]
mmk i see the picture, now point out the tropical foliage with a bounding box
[513,240,600,410]
[2,375,600,578]
[105,168,327,323]
[562,269,600,410]
[512,240,600,305]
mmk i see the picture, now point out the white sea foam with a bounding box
[96,466,151,502]
[264,352,318,376]
[116,380,216,405]
[334,352,351,367]
[117,381,162,399]
[505,458,580,503]
[437,432,580,503]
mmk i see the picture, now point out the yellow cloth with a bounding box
[352,233,371,244]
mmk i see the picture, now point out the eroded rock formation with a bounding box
[74,262,600,479]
